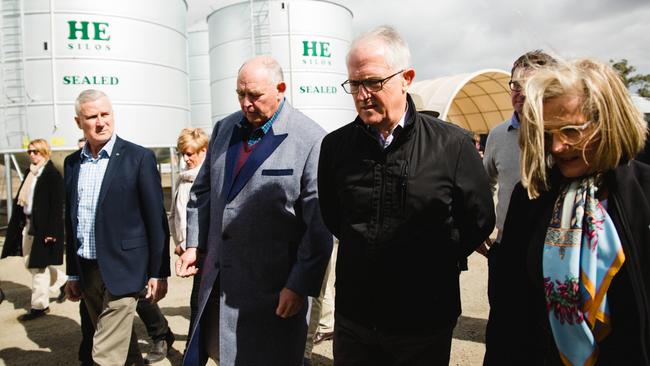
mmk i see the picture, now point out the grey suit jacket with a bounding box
[184,101,332,366]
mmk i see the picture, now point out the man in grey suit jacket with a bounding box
[176,55,333,366]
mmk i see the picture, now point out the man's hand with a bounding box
[145,278,168,303]
[174,244,184,256]
[64,280,83,302]
[275,287,304,318]
[476,238,492,257]
[176,248,199,277]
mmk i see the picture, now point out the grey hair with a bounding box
[239,55,284,85]
[347,25,411,71]
[75,89,110,116]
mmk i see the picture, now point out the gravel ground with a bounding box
[0,246,490,366]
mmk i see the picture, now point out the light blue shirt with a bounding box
[245,98,285,146]
[507,112,520,130]
[76,133,116,260]
[372,104,409,149]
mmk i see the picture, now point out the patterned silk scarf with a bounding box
[542,176,626,366]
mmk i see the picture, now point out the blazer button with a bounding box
[222,232,230,240]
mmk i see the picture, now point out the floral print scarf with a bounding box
[543,176,625,366]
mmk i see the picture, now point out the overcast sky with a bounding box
[187,0,650,81]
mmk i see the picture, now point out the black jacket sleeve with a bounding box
[451,132,495,258]
[317,132,341,239]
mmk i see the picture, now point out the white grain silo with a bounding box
[188,20,212,133]
[207,0,356,132]
[0,0,189,152]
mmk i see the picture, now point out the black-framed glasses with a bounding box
[544,120,594,145]
[508,80,523,92]
[26,149,38,155]
[341,70,404,94]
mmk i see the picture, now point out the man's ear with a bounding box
[402,68,415,91]
[74,116,82,129]
[277,82,287,93]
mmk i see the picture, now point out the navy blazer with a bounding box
[64,136,170,296]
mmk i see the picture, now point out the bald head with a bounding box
[238,55,284,86]
[236,55,286,127]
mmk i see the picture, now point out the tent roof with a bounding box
[410,69,512,134]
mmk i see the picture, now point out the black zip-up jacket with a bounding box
[318,94,495,331]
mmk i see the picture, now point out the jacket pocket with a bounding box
[121,237,147,250]
[261,169,294,176]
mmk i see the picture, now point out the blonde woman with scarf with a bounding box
[485,58,650,365]
[169,127,208,350]
[2,139,66,320]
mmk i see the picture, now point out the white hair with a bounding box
[347,25,411,71]
[238,55,284,85]
[75,89,110,116]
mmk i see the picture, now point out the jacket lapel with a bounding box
[223,122,246,199]
[227,126,287,203]
[96,136,123,209]
[69,153,81,235]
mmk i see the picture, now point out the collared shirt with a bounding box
[76,133,116,260]
[245,98,285,147]
[507,112,520,130]
[373,104,409,149]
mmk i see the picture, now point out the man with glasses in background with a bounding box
[482,50,556,363]
[480,50,557,257]
[317,25,495,365]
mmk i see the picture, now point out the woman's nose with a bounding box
[550,133,569,154]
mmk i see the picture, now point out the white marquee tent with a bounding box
[410,69,513,134]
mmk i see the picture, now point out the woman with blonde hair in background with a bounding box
[485,58,650,365]
[169,127,208,349]
[1,139,66,320]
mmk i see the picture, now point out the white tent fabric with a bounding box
[410,69,512,134]
[633,94,650,114]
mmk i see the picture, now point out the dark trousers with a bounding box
[333,312,455,366]
[79,300,94,366]
[78,293,171,364]
[137,298,170,342]
[484,241,500,365]
[486,241,500,307]
[187,270,201,347]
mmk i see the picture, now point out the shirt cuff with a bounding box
[150,277,167,281]
[68,276,80,281]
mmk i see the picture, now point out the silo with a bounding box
[0,0,189,153]
[188,21,212,133]
[207,0,356,132]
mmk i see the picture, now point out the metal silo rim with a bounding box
[50,101,191,111]
[21,55,189,76]
[206,0,353,21]
[208,33,351,52]
[23,10,188,38]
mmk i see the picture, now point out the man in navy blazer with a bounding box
[64,89,170,365]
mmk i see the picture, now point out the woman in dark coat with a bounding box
[485,58,650,365]
[1,138,65,320]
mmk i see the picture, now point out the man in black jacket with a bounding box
[317,25,495,365]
